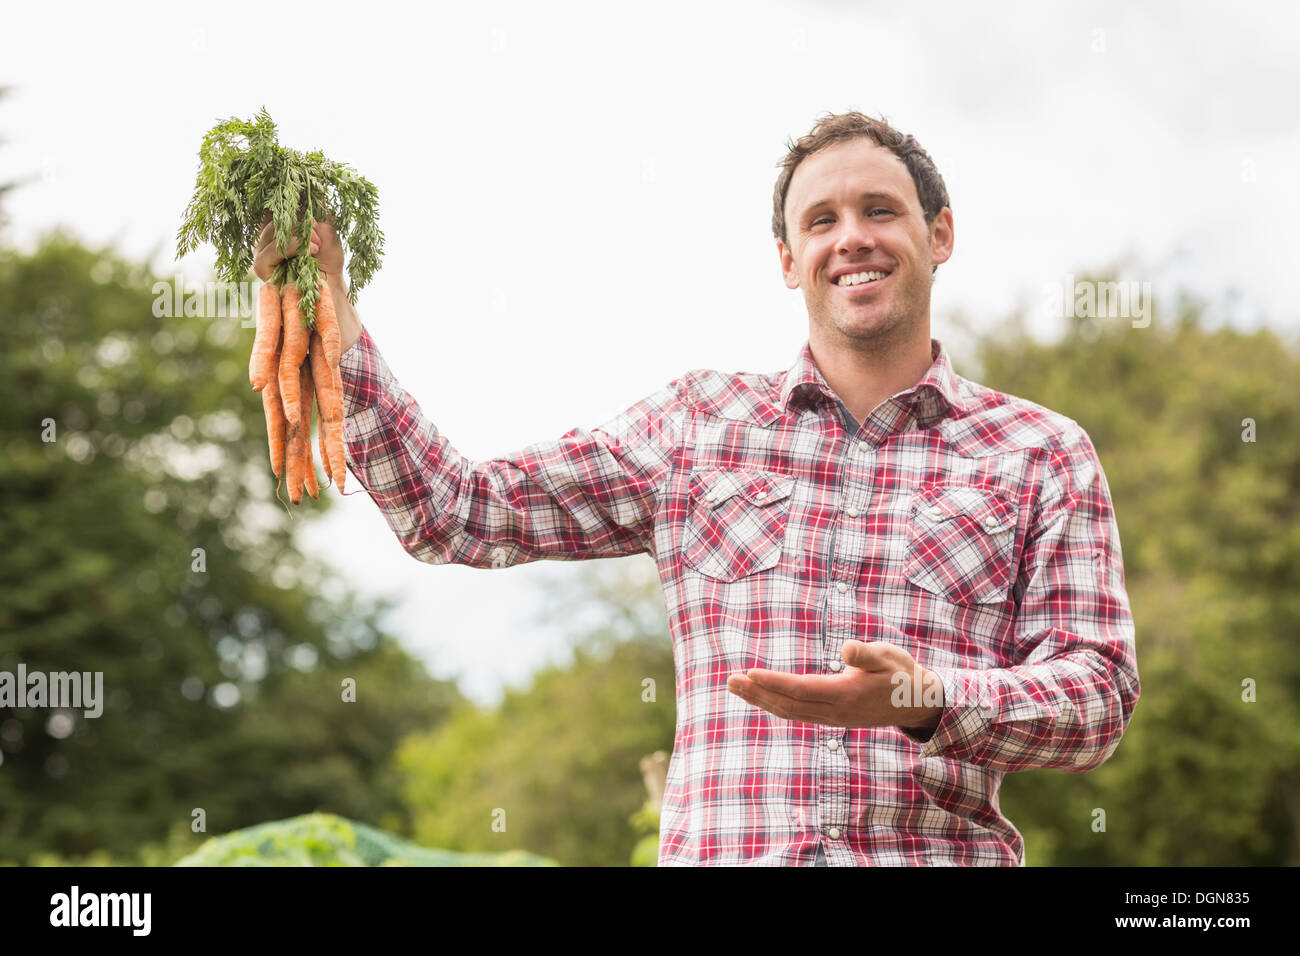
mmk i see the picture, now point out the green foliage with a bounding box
[628,801,660,867]
[973,290,1300,865]
[14,819,203,867]
[0,232,461,864]
[394,558,676,866]
[173,813,557,866]
[175,107,384,324]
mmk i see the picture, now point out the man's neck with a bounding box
[809,322,934,427]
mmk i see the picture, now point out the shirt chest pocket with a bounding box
[682,468,796,582]
[903,485,1020,606]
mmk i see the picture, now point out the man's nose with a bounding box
[835,214,878,254]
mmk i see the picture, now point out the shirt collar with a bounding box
[779,337,966,426]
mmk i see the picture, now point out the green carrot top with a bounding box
[176,107,384,326]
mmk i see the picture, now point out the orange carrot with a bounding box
[286,421,305,505]
[250,281,281,391]
[308,335,333,484]
[331,361,345,493]
[261,333,288,479]
[315,281,341,370]
[309,331,346,493]
[316,392,333,486]
[278,284,311,426]
[300,361,319,500]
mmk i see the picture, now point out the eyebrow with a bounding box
[801,191,903,217]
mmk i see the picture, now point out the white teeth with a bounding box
[835,270,888,286]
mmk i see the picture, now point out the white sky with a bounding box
[3,0,1298,704]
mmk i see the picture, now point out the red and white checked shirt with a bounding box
[339,327,1140,866]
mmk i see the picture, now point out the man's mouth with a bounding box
[832,269,891,291]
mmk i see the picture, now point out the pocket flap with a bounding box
[913,485,1018,535]
[690,468,796,509]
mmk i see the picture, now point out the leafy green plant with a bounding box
[174,813,558,867]
[175,107,384,327]
[628,801,660,867]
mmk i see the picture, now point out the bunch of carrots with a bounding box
[250,279,345,502]
[176,107,383,506]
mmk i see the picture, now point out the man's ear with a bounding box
[778,241,800,291]
[929,207,954,268]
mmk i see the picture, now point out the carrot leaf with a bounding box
[176,107,385,326]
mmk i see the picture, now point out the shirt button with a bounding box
[836,582,848,594]
[983,516,999,529]
[826,739,840,751]
[846,507,858,518]
[829,659,844,672]
[705,492,717,502]
[755,491,767,499]
[857,440,869,453]
[927,507,943,520]
[827,827,841,839]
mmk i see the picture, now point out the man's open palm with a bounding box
[727,640,945,732]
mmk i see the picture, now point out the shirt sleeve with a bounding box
[898,423,1141,772]
[337,326,687,568]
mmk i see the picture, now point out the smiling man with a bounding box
[258,110,1139,866]
[722,111,1139,865]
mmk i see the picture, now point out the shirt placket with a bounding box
[815,398,879,864]
[816,393,922,865]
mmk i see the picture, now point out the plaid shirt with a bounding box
[339,328,1140,866]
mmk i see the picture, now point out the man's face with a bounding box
[778,139,953,349]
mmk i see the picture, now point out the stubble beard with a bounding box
[816,278,916,356]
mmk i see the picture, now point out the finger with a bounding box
[265,237,304,265]
[253,220,276,258]
[743,667,838,702]
[255,218,310,256]
[842,640,909,672]
[727,676,840,723]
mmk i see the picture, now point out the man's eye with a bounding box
[811,209,893,227]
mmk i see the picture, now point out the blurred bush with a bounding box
[174,812,557,866]
[0,233,463,863]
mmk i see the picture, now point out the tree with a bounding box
[0,232,464,863]
[976,285,1300,865]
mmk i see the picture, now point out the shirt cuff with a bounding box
[339,325,381,419]
[898,666,996,761]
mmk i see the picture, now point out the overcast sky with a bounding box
[3,0,1297,703]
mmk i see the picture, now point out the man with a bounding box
[253,111,1139,866]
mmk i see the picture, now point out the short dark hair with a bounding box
[772,111,951,276]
